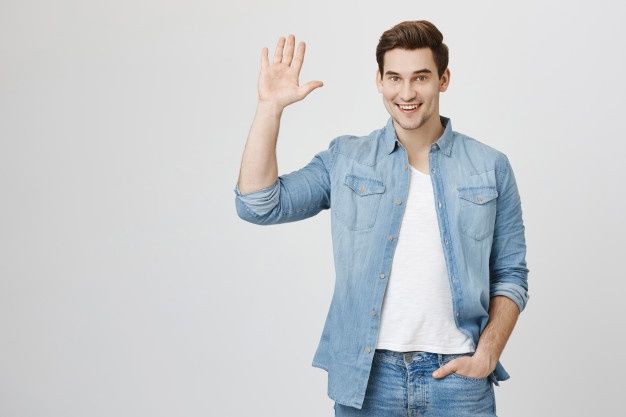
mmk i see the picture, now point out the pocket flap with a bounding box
[458,186,498,204]
[344,174,385,196]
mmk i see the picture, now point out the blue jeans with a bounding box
[334,349,497,417]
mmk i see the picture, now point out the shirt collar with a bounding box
[383,115,455,156]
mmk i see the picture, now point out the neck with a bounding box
[394,114,444,153]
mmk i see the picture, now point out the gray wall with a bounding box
[1,0,624,416]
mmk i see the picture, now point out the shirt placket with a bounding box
[427,143,476,351]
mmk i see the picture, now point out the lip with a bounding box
[396,103,422,113]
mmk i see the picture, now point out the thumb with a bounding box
[299,80,324,98]
[432,363,453,379]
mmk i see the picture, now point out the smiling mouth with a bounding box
[396,103,422,113]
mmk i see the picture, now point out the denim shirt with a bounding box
[233,115,529,409]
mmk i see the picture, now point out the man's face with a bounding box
[376,48,450,131]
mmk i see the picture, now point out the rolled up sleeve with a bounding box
[233,137,339,225]
[489,154,530,314]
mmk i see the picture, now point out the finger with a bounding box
[299,80,324,98]
[291,41,305,75]
[283,34,296,66]
[261,47,269,71]
[273,36,286,64]
[432,363,453,378]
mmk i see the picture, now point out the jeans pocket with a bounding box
[450,372,489,382]
[441,352,489,382]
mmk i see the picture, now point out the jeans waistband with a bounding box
[374,348,473,367]
[373,348,500,386]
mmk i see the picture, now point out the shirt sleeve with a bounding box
[489,154,530,313]
[233,137,339,225]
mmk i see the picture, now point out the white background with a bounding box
[1,0,625,416]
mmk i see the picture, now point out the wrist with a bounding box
[473,348,499,367]
[256,100,285,118]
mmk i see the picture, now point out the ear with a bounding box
[375,68,383,93]
[439,67,451,92]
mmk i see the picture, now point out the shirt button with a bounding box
[394,198,402,205]
[359,185,365,193]
[388,235,396,241]
[444,239,449,245]
[370,309,377,317]
[438,202,442,208]
[431,168,435,174]
[365,346,372,353]
[403,164,408,171]
[379,272,386,279]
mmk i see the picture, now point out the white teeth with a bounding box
[398,104,418,110]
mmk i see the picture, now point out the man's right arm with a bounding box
[233,134,338,225]
[234,99,338,225]
[235,100,282,197]
[234,34,326,225]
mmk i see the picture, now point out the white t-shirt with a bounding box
[375,164,474,353]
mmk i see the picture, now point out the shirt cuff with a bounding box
[233,179,280,216]
[490,282,529,314]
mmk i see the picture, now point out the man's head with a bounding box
[375,20,450,131]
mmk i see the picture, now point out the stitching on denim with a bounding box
[458,187,499,205]
[451,372,488,382]
[492,156,513,242]
[238,200,262,218]
[329,138,338,174]
[293,207,322,216]
[494,156,509,191]
[491,228,523,239]
[239,188,322,218]
[467,168,496,178]
[335,150,378,168]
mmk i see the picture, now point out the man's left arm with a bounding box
[434,154,529,379]
[472,295,520,373]
[475,154,530,366]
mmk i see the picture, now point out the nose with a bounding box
[400,81,417,102]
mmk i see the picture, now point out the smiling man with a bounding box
[234,20,529,417]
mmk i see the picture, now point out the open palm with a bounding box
[258,34,323,108]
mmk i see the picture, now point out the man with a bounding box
[234,20,529,417]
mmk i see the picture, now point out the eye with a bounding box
[417,76,427,81]
[390,76,399,82]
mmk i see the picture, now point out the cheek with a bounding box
[382,90,397,101]
[423,85,440,99]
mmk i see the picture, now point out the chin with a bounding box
[394,115,424,130]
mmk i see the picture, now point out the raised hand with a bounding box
[258,34,324,109]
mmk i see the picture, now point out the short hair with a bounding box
[376,20,449,79]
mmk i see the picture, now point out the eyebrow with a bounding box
[384,69,432,76]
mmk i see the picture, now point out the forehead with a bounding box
[383,48,435,73]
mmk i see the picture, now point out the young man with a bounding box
[234,20,529,417]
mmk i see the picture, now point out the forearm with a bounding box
[473,295,520,367]
[237,101,284,194]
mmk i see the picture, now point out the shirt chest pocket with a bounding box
[457,171,499,240]
[333,174,386,231]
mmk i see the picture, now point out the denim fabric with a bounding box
[233,115,529,410]
[333,349,497,417]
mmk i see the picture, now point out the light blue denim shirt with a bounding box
[233,115,529,409]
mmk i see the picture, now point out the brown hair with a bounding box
[376,20,449,79]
